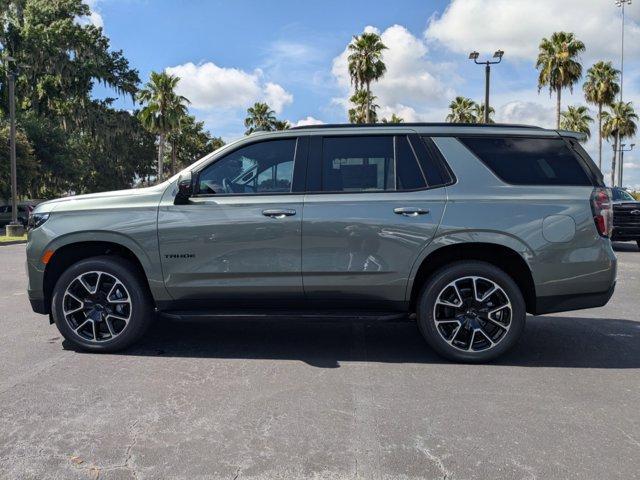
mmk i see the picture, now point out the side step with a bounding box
[160,310,411,322]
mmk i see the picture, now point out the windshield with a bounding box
[612,188,635,201]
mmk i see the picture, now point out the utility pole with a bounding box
[469,50,504,123]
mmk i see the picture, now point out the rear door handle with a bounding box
[262,208,296,218]
[394,207,429,217]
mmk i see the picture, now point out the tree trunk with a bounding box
[365,81,371,124]
[611,134,618,187]
[157,133,165,184]
[556,88,561,130]
[597,103,603,170]
[171,139,177,176]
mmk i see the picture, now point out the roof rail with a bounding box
[290,122,544,131]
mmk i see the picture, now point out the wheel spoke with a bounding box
[105,317,116,337]
[475,329,495,347]
[106,312,129,324]
[479,285,497,302]
[467,329,476,351]
[91,320,97,341]
[74,319,91,333]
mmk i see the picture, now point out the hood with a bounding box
[34,183,170,214]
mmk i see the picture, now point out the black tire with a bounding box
[51,255,153,352]
[636,240,640,251]
[416,261,526,363]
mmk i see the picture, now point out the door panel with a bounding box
[301,191,445,305]
[158,195,303,302]
[157,136,307,305]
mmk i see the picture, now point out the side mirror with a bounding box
[174,171,195,205]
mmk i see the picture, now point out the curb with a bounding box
[0,240,27,246]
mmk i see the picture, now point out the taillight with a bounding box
[590,187,612,237]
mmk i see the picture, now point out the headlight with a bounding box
[27,212,50,230]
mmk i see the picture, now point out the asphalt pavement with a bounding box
[0,242,639,479]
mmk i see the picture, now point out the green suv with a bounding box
[26,124,617,362]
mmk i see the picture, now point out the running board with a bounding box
[159,310,410,322]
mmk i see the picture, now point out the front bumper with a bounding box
[534,282,616,315]
[29,298,49,315]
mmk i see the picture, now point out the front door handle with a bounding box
[394,207,429,217]
[262,208,296,219]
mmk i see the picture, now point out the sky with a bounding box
[86,0,640,188]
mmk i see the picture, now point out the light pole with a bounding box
[3,54,22,236]
[613,0,631,187]
[469,49,504,123]
[617,143,635,187]
[615,0,631,101]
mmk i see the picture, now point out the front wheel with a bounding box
[417,261,526,363]
[51,256,153,352]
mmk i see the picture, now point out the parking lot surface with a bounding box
[0,243,639,479]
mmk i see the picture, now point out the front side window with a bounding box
[198,139,296,195]
[320,136,426,192]
[459,136,592,186]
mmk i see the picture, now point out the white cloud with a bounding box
[76,0,104,28]
[496,101,555,128]
[165,62,293,113]
[263,82,293,113]
[425,0,640,61]
[294,116,325,127]
[331,24,455,121]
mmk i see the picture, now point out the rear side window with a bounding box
[320,136,426,192]
[459,137,592,186]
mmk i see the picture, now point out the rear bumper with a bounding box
[534,282,616,315]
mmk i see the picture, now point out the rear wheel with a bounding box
[417,261,526,363]
[636,239,640,251]
[51,256,153,352]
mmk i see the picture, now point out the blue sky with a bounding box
[88,0,640,187]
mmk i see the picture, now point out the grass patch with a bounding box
[0,233,27,243]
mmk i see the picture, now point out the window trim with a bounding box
[191,136,305,198]
[304,134,446,195]
[456,134,596,187]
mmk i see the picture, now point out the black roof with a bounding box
[290,122,544,131]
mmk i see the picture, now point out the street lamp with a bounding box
[617,143,635,187]
[468,49,504,123]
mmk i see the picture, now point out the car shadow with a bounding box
[64,314,640,369]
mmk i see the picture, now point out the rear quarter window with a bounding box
[459,136,592,186]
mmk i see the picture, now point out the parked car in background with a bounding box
[0,204,34,228]
[25,123,617,362]
[611,187,640,250]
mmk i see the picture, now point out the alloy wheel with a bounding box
[62,271,132,342]
[432,276,512,352]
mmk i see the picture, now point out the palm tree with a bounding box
[583,61,620,169]
[273,120,291,131]
[244,102,277,134]
[348,32,387,123]
[137,72,190,182]
[472,103,495,124]
[446,97,477,123]
[349,90,379,124]
[559,106,593,141]
[602,101,638,186]
[536,32,585,129]
[381,114,404,124]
